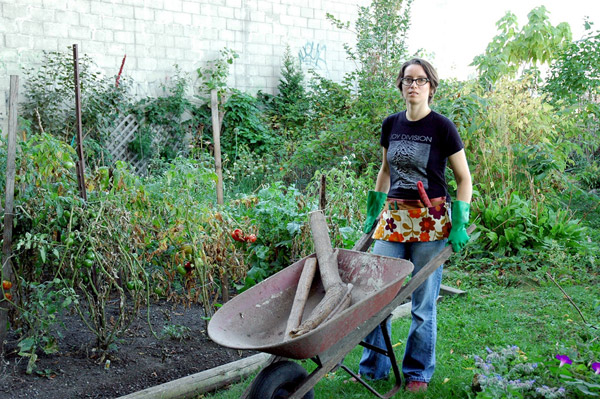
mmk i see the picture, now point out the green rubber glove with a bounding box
[448,200,470,252]
[363,191,387,233]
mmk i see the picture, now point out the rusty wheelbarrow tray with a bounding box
[208,225,475,399]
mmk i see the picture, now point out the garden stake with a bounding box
[210,89,229,302]
[72,44,87,201]
[319,174,327,210]
[0,75,19,354]
[116,54,126,88]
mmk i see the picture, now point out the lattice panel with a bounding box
[106,114,189,175]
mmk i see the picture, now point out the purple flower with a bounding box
[384,217,397,231]
[592,362,600,374]
[556,355,572,367]
[429,204,446,219]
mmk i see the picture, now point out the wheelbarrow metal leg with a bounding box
[337,315,402,399]
[380,315,403,394]
[338,365,386,399]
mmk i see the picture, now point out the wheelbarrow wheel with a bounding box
[247,360,314,399]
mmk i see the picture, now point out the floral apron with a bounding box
[372,197,452,243]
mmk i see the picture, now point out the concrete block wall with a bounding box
[0,0,370,134]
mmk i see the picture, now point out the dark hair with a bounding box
[396,58,439,103]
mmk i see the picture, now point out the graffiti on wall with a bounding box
[298,41,328,71]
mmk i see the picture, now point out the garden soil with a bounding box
[0,300,255,399]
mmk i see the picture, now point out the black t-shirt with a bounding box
[381,110,464,200]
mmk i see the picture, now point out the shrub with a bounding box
[21,48,132,167]
[132,68,196,161]
[7,133,146,357]
[227,182,310,290]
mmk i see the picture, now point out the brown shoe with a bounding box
[405,380,428,392]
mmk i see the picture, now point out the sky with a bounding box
[406,0,600,80]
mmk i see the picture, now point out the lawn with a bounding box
[202,269,600,398]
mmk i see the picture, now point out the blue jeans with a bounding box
[358,239,446,383]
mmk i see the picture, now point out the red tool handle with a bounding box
[416,181,433,207]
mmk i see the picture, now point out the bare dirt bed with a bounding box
[0,300,254,399]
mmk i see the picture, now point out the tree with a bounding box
[472,6,572,87]
[544,20,600,105]
[272,45,309,131]
[544,20,600,159]
[327,0,413,92]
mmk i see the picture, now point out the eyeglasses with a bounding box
[400,77,430,86]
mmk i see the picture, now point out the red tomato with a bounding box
[2,280,11,290]
[231,229,245,242]
[245,234,257,243]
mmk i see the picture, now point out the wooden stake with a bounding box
[319,174,326,210]
[285,257,317,338]
[72,44,87,201]
[210,89,224,206]
[210,89,228,302]
[0,75,19,354]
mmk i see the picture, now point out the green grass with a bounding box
[202,272,599,398]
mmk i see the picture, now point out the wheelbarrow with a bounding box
[208,225,475,399]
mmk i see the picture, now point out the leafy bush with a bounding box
[544,24,600,179]
[132,68,196,161]
[544,23,600,106]
[221,89,278,156]
[284,74,384,187]
[476,192,590,257]
[227,182,310,290]
[21,48,132,167]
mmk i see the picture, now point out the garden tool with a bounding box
[416,181,433,207]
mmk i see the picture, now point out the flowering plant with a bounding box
[471,346,600,398]
[548,354,600,398]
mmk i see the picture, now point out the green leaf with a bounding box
[18,337,36,354]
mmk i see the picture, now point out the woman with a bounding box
[360,58,472,392]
